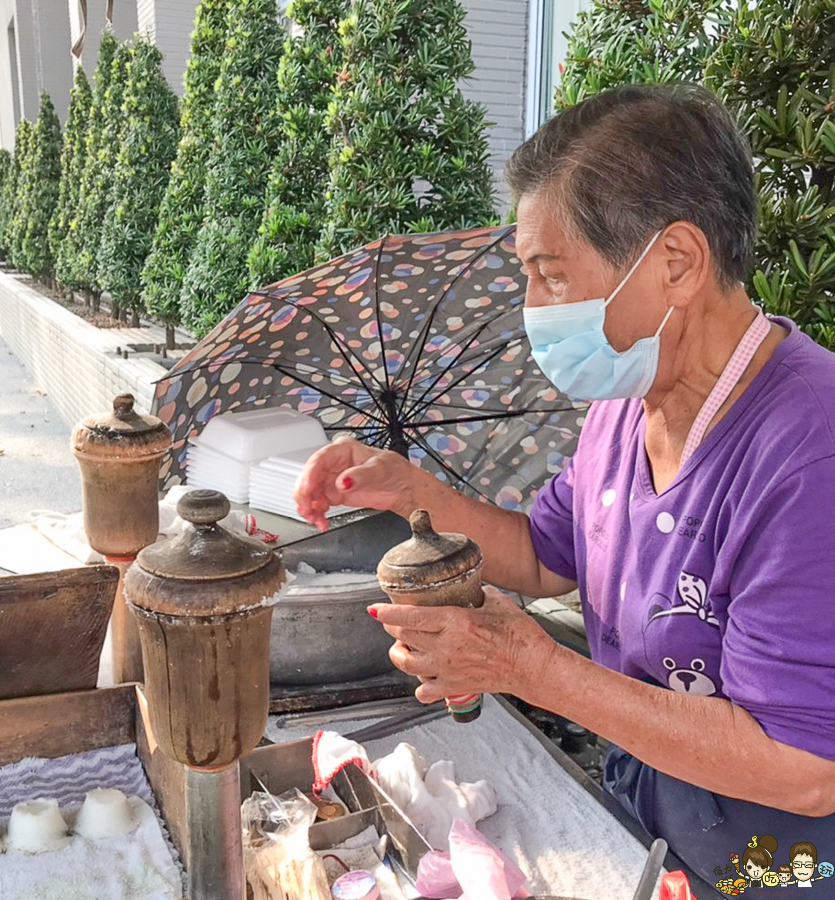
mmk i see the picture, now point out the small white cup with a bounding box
[74,788,137,840]
[6,798,71,854]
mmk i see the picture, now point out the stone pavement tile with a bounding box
[0,334,82,530]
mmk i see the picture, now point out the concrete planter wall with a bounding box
[0,270,167,427]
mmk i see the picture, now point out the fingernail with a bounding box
[366,606,378,619]
[341,476,354,490]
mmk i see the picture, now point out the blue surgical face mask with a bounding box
[523,231,673,401]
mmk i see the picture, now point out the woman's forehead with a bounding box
[515,195,580,264]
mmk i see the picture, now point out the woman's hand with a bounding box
[369,586,561,704]
[294,436,418,530]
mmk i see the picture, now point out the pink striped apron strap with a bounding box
[680,308,771,467]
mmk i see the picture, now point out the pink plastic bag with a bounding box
[415,819,531,900]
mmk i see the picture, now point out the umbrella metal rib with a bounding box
[371,235,394,399]
[399,307,523,422]
[395,226,516,421]
[246,289,391,421]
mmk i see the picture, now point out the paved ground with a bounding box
[0,333,82,529]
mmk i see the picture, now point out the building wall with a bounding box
[30,0,73,122]
[135,0,199,94]
[0,0,72,148]
[68,0,138,92]
[0,0,20,148]
[12,1,36,120]
[459,0,529,212]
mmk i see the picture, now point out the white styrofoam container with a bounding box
[248,493,353,521]
[194,408,327,462]
[186,457,251,484]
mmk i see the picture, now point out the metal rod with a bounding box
[346,702,449,743]
[186,764,245,900]
[632,837,668,900]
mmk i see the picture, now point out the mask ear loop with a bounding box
[603,230,663,308]
[653,304,675,338]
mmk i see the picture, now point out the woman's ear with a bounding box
[657,221,712,309]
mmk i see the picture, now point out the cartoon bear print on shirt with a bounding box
[660,655,717,695]
[642,571,722,697]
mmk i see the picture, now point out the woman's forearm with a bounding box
[521,640,835,816]
[392,466,574,597]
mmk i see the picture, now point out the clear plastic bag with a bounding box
[242,789,331,900]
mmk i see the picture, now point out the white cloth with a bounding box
[29,510,104,564]
[0,796,183,900]
[312,733,497,851]
[272,696,665,900]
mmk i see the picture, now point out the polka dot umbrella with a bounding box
[153,225,587,512]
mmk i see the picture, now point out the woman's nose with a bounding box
[523,279,550,309]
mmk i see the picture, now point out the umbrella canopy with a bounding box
[153,225,587,512]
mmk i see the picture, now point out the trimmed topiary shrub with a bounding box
[247,0,347,288]
[51,66,92,290]
[316,0,497,260]
[180,0,285,337]
[21,92,62,279]
[142,0,231,344]
[0,148,13,259]
[72,34,130,305]
[98,39,179,326]
[63,32,119,301]
[7,118,34,270]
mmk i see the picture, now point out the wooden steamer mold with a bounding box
[377,509,485,723]
[125,489,285,900]
[71,393,172,683]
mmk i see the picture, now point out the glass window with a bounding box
[527,0,588,136]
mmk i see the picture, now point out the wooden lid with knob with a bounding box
[71,393,171,460]
[376,509,482,592]
[126,490,284,616]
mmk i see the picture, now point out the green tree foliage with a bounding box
[72,34,130,296]
[180,0,285,337]
[0,148,13,259]
[98,39,179,321]
[316,0,497,260]
[19,93,62,278]
[556,0,723,109]
[51,66,92,289]
[558,0,835,349]
[63,33,119,294]
[7,119,34,269]
[142,0,231,335]
[706,0,835,348]
[247,0,347,288]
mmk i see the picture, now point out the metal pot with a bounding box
[270,511,412,685]
[270,582,394,685]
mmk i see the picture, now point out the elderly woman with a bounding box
[295,83,835,884]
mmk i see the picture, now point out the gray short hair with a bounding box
[506,83,757,289]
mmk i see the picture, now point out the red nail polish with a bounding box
[366,606,378,618]
[341,476,354,490]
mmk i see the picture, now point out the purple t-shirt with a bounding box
[530,317,835,761]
